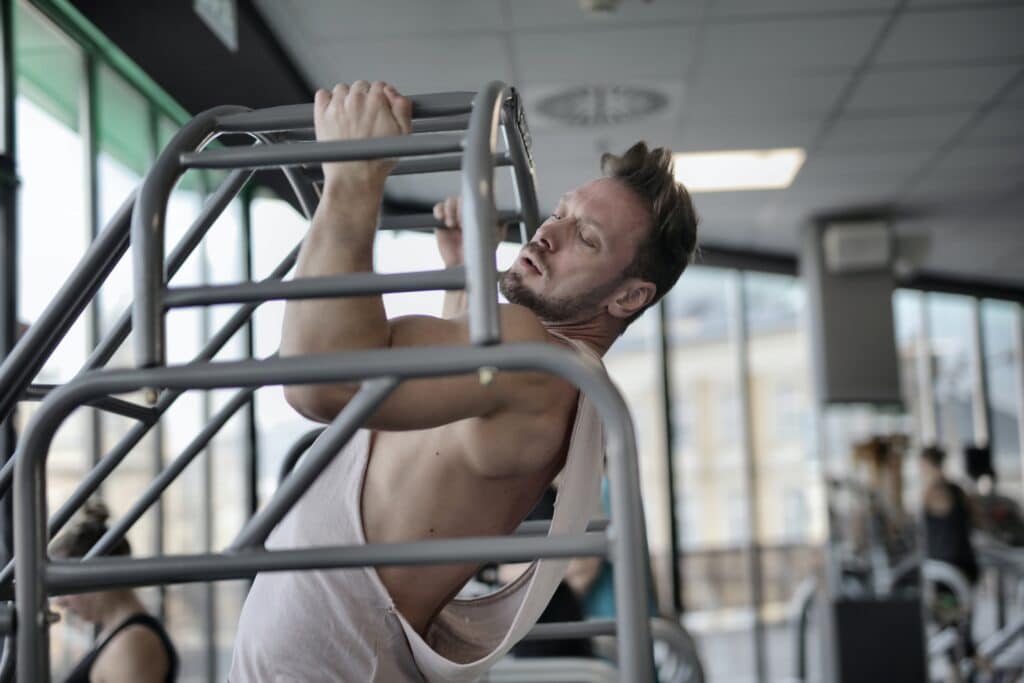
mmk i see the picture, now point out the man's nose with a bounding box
[533,219,564,252]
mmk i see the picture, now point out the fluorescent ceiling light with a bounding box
[672,148,806,192]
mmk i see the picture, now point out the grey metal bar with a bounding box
[515,518,609,536]
[0,246,304,587]
[84,386,256,560]
[0,637,11,683]
[521,619,617,640]
[14,339,652,682]
[277,428,324,485]
[461,81,506,346]
[0,190,292,502]
[731,272,767,683]
[379,210,521,232]
[0,604,10,634]
[0,191,133,424]
[231,378,398,549]
[968,297,991,447]
[303,152,511,180]
[214,93,476,133]
[500,91,541,243]
[164,267,468,308]
[180,133,464,171]
[1016,305,1024,495]
[21,386,156,424]
[48,533,609,595]
[79,169,253,375]
[133,105,249,369]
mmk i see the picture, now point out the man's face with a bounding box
[500,177,651,323]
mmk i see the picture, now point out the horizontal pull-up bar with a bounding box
[379,210,521,232]
[46,532,609,595]
[515,518,609,536]
[214,92,477,133]
[180,132,464,171]
[163,267,469,308]
[21,385,157,424]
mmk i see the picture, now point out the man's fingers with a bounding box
[313,89,331,125]
[444,196,459,228]
[433,202,444,222]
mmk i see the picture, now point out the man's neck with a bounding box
[541,314,621,356]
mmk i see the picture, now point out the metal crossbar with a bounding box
[1,82,653,683]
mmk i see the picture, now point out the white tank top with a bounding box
[230,338,606,682]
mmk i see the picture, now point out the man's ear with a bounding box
[608,279,656,319]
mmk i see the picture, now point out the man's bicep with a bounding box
[362,311,558,430]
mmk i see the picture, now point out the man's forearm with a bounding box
[280,188,389,357]
[441,290,467,319]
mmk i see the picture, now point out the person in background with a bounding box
[921,445,981,680]
[50,499,178,683]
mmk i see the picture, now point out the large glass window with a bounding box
[13,3,90,676]
[982,299,1022,499]
[664,266,755,681]
[929,293,977,480]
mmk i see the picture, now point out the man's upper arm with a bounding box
[290,304,572,431]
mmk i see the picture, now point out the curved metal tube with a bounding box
[14,340,651,682]
[277,428,326,485]
[460,81,507,346]
[500,89,540,243]
[132,105,249,369]
[0,635,13,683]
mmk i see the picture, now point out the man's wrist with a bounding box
[321,174,387,207]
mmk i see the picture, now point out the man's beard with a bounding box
[499,268,617,323]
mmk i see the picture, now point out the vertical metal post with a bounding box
[1014,305,1024,496]
[657,299,684,614]
[460,82,503,346]
[0,0,17,567]
[147,104,166,622]
[730,271,767,683]
[968,298,991,449]
[916,293,938,446]
[197,171,217,683]
[240,185,259,517]
[82,52,103,471]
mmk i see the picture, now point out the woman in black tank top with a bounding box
[50,500,178,682]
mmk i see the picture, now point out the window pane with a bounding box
[982,300,1022,499]
[665,266,755,681]
[604,305,672,612]
[743,271,823,681]
[14,3,90,676]
[929,293,976,479]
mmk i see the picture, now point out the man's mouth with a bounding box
[521,253,543,276]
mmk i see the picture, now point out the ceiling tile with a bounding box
[682,116,820,150]
[684,73,851,119]
[514,26,696,82]
[506,0,704,29]
[932,141,1024,173]
[527,125,685,164]
[698,15,887,75]
[710,0,897,15]
[304,35,512,93]
[962,105,1024,144]
[845,64,1020,113]
[819,111,972,152]
[875,6,1024,65]
[269,0,504,40]
[799,148,935,181]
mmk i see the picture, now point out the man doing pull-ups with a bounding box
[230,80,698,682]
